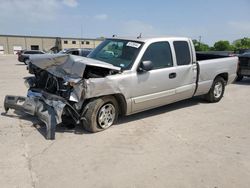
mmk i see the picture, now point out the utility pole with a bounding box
[198,36,202,48]
[80,24,83,48]
[6,36,9,54]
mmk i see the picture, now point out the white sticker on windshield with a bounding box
[126,42,141,48]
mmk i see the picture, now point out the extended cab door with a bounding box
[131,40,197,113]
[172,40,197,100]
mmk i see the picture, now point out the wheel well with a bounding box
[112,94,127,116]
[82,94,127,116]
[215,73,228,83]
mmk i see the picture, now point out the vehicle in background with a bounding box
[238,49,250,54]
[5,37,238,139]
[236,52,250,81]
[16,50,24,56]
[59,48,92,57]
[18,50,45,64]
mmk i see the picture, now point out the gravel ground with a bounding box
[0,55,250,188]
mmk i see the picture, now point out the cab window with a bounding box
[141,42,173,70]
[173,41,191,66]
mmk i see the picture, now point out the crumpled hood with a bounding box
[29,54,121,81]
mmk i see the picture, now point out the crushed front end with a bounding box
[4,54,121,139]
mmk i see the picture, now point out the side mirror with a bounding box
[138,61,153,72]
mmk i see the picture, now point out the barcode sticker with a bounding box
[126,42,141,48]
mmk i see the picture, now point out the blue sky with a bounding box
[0,0,249,45]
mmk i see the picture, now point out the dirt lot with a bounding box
[0,55,250,188]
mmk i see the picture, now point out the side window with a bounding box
[82,51,90,57]
[70,50,79,55]
[173,41,191,66]
[141,42,173,70]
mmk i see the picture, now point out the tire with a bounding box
[236,74,243,82]
[24,58,29,65]
[205,77,225,103]
[82,96,119,133]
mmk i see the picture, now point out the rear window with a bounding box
[173,41,191,66]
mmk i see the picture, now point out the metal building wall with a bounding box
[0,35,103,54]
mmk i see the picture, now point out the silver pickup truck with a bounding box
[4,37,238,139]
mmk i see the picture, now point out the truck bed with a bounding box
[196,52,231,61]
[195,56,238,96]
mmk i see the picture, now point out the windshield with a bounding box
[88,39,143,70]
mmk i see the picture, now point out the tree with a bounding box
[213,40,234,51]
[233,37,250,50]
[192,40,210,51]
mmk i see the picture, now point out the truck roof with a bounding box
[106,36,190,43]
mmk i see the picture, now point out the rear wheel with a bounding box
[82,96,118,133]
[205,77,225,103]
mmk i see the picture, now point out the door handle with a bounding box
[169,72,176,79]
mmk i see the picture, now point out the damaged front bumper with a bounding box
[4,90,66,140]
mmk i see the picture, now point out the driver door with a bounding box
[131,41,178,113]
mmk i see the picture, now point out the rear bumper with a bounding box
[4,91,66,140]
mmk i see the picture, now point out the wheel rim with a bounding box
[98,103,116,129]
[214,82,223,98]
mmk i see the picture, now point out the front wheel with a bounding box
[205,77,225,103]
[24,58,29,65]
[82,96,119,133]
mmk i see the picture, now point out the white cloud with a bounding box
[0,0,60,22]
[0,0,78,24]
[94,14,108,21]
[62,0,78,7]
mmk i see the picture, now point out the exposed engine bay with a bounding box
[27,64,117,101]
[27,54,121,100]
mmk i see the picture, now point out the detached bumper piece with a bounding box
[4,95,58,140]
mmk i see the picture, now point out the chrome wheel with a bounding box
[214,81,223,98]
[98,103,116,129]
